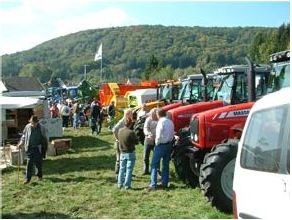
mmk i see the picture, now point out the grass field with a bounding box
[1,127,232,219]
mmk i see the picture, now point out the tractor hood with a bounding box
[190,102,255,149]
[162,101,183,112]
[168,100,224,132]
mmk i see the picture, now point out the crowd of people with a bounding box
[18,99,175,190]
[48,98,111,133]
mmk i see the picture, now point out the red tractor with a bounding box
[172,50,290,212]
[134,73,214,144]
[162,73,214,112]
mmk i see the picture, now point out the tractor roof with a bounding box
[214,64,270,75]
[179,74,203,82]
[270,50,290,63]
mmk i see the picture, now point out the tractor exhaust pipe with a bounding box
[200,68,208,101]
[156,85,160,101]
[245,57,256,102]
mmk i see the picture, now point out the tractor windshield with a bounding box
[178,79,202,101]
[178,81,188,100]
[268,62,290,92]
[162,85,171,99]
[214,71,270,104]
[159,84,177,100]
[215,74,234,104]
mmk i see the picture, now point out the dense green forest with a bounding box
[2,24,289,84]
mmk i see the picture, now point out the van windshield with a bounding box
[240,104,290,174]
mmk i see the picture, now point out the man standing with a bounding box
[108,101,116,130]
[117,118,138,189]
[112,109,133,179]
[137,103,148,119]
[72,99,80,129]
[60,101,71,128]
[17,115,48,184]
[90,101,101,135]
[148,108,174,190]
[143,108,158,175]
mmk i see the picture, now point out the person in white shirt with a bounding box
[147,108,174,190]
[60,101,71,128]
[137,103,148,119]
[143,108,158,175]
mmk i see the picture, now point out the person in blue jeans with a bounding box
[148,108,174,190]
[117,118,138,189]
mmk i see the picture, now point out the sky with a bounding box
[0,0,290,55]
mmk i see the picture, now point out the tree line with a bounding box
[2,24,289,85]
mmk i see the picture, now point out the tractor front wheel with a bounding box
[199,141,238,213]
[172,149,199,188]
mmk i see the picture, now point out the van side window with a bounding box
[240,104,289,174]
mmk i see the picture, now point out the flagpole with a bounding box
[84,64,89,80]
[100,57,102,82]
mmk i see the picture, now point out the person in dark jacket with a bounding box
[112,109,133,177]
[17,115,48,184]
[108,101,116,130]
[117,118,138,189]
[90,101,101,135]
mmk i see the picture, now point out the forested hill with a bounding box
[2,25,286,84]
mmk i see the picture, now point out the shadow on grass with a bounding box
[67,135,113,152]
[45,176,98,183]
[43,154,116,175]
[1,166,21,175]
[2,211,71,219]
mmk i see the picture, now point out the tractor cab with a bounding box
[168,65,270,132]
[178,74,215,104]
[213,64,271,105]
[268,50,290,92]
[158,80,180,101]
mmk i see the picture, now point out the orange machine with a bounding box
[99,81,158,109]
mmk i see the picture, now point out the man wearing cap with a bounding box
[17,115,48,184]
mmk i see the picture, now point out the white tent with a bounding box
[0,96,43,109]
[0,96,62,139]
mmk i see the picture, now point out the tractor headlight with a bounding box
[190,117,199,142]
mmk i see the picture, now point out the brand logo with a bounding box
[218,108,250,119]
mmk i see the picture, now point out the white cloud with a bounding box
[0,1,136,55]
[54,8,136,37]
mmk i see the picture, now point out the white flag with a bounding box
[94,43,102,61]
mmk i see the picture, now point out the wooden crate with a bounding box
[2,145,25,166]
[51,139,71,155]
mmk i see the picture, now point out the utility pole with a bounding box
[84,64,89,80]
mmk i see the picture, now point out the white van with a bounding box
[233,87,290,219]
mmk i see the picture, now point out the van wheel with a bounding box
[199,141,238,213]
[173,150,199,188]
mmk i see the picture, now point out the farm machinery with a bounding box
[134,73,214,144]
[172,50,290,212]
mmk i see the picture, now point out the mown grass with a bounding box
[1,127,232,219]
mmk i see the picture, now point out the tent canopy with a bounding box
[0,96,43,109]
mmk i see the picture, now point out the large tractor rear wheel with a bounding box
[199,141,238,213]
